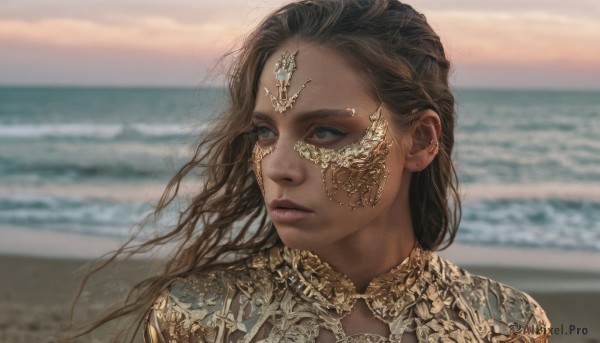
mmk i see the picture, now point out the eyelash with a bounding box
[250,124,348,144]
[309,126,348,141]
[250,124,276,140]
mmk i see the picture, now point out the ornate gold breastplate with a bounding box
[145,243,551,343]
[267,243,428,320]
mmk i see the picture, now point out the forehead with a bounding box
[255,41,375,112]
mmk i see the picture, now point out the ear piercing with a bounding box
[427,139,439,155]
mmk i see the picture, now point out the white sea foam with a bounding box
[1,182,598,205]
[0,181,196,202]
[0,123,120,139]
[462,183,600,202]
[0,123,200,139]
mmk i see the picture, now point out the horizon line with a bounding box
[1,83,599,93]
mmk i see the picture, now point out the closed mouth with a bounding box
[269,199,312,212]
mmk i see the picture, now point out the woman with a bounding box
[76,0,551,342]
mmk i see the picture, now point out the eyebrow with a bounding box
[251,108,355,122]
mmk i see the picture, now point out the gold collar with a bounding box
[265,243,430,321]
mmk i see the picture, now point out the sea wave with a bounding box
[462,183,600,201]
[459,198,600,252]
[0,195,153,238]
[0,123,203,140]
[0,159,173,181]
[0,192,598,252]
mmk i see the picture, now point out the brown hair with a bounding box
[68,0,460,340]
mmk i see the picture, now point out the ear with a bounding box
[405,109,441,172]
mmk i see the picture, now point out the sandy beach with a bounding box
[0,238,599,342]
[0,253,158,342]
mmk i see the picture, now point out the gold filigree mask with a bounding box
[294,105,390,209]
[264,50,311,113]
[250,106,390,208]
[252,144,274,194]
[251,105,390,207]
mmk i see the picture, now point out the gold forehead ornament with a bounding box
[264,50,311,113]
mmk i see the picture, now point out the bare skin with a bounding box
[253,40,441,294]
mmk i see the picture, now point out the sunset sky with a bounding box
[1,0,599,89]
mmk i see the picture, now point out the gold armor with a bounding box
[144,243,550,342]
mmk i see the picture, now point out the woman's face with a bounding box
[252,41,412,251]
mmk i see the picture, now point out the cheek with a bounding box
[321,137,390,209]
[252,143,274,194]
[294,106,391,210]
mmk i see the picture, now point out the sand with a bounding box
[1,246,599,342]
[0,254,153,342]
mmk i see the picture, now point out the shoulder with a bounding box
[144,251,276,343]
[428,253,551,341]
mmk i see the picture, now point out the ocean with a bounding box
[0,86,599,252]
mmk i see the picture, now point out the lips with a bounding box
[268,199,313,223]
[269,199,312,212]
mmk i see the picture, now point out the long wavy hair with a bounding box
[68,0,461,341]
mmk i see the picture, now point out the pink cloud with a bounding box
[428,11,600,69]
[1,4,599,88]
[0,17,242,59]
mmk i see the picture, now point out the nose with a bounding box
[262,138,306,187]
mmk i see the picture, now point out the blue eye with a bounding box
[310,126,347,141]
[250,124,347,145]
[252,125,277,141]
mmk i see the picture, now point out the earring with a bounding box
[427,139,439,155]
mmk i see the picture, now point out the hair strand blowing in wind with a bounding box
[67,1,460,341]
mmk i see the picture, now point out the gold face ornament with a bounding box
[252,50,389,208]
[252,106,390,208]
[264,50,311,113]
[252,144,274,194]
[253,49,311,194]
[294,105,390,209]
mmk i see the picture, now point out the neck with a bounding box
[310,191,416,292]
[319,230,415,293]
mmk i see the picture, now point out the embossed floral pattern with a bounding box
[145,243,551,343]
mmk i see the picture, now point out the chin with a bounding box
[275,226,322,252]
